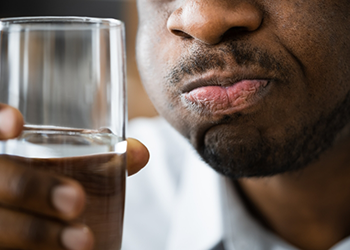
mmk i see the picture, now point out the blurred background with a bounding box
[0,0,158,120]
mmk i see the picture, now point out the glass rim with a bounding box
[0,16,124,30]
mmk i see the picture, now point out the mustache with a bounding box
[165,42,288,85]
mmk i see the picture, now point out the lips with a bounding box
[181,79,270,115]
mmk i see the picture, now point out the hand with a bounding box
[0,104,149,250]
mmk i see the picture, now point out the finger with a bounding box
[126,138,149,176]
[0,156,85,220]
[0,207,94,250]
[0,104,24,140]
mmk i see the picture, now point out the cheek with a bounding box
[137,22,185,111]
[267,0,350,105]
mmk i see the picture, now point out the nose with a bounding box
[167,0,263,45]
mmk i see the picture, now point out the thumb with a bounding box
[126,138,149,176]
[0,104,24,140]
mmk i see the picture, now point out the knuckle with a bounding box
[9,169,41,203]
[22,217,50,244]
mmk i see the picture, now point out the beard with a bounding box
[164,41,350,179]
[199,90,350,179]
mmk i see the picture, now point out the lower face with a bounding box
[136,0,350,178]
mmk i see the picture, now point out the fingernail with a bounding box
[52,185,81,215]
[61,226,94,250]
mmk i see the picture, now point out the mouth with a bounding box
[180,71,272,116]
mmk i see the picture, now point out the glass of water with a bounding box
[0,16,126,249]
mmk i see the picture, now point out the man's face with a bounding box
[136,0,350,178]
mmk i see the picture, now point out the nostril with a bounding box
[171,29,192,39]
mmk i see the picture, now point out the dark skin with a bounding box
[0,104,149,250]
[239,137,350,250]
[1,0,350,249]
[136,0,350,249]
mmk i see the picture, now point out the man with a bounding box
[1,0,350,249]
[123,0,350,249]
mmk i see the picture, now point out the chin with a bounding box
[199,142,305,179]
[196,111,350,179]
[197,127,301,179]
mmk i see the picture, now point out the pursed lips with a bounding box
[180,74,271,115]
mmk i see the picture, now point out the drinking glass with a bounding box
[0,16,127,250]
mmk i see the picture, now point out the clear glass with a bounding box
[0,16,127,250]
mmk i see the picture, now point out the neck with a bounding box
[238,136,350,250]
